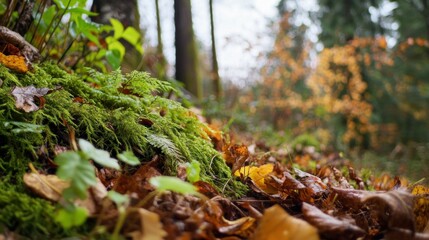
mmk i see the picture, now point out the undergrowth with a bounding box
[0,63,246,237]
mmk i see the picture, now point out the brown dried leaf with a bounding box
[362,190,415,232]
[114,157,161,198]
[193,181,219,198]
[24,173,107,215]
[302,203,365,239]
[223,144,249,173]
[252,204,319,240]
[218,216,255,237]
[23,173,69,201]
[295,168,327,197]
[331,187,368,210]
[11,86,50,112]
[128,208,167,240]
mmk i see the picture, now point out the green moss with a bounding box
[0,62,247,222]
[0,183,76,238]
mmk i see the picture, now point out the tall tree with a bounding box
[155,0,167,79]
[174,0,202,99]
[317,0,384,47]
[209,0,221,101]
[391,0,429,40]
[91,0,142,72]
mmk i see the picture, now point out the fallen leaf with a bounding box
[200,197,255,238]
[302,203,365,239]
[224,144,249,173]
[362,190,415,232]
[0,52,28,73]
[252,204,319,240]
[24,172,69,201]
[219,216,255,237]
[234,164,276,193]
[24,172,107,215]
[128,208,167,240]
[193,181,219,198]
[114,157,161,198]
[412,185,429,231]
[11,85,50,112]
[294,168,327,201]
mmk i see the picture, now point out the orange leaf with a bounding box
[0,52,28,73]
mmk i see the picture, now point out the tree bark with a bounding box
[155,0,167,79]
[174,0,202,99]
[209,0,221,101]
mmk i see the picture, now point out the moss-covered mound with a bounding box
[0,63,246,237]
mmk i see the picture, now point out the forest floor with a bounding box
[0,34,428,240]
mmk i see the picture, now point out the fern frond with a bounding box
[146,133,185,161]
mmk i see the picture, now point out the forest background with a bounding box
[136,0,429,181]
[3,0,428,181]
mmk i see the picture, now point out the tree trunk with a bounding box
[209,0,221,101]
[155,0,167,79]
[174,0,202,99]
[91,0,142,72]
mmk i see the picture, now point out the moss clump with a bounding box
[0,62,247,236]
[0,183,67,238]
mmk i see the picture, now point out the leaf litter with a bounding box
[3,62,427,238]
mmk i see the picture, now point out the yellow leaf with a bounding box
[252,204,319,240]
[234,164,274,192]
[412,185,429,231]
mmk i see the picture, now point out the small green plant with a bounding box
[149,176,200,196]
[54,138,138,229]
[186,160,201,183]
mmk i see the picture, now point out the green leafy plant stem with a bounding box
[39,0,72,54]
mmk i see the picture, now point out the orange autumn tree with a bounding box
[239,13,396,150]
[239,13,313,134]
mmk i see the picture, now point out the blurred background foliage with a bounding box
[0,0,428,180]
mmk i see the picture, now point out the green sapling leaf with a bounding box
[110,18,124,39]
[107,191,129,206]
[55,206,88,229]
[117,151,140,166]
[186,160,201,183]
[55,151,97,199]
[78,139,120,170]
[149,176,199,196]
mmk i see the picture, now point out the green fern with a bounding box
[146,133,185,161]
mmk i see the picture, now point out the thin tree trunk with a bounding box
[155,0,167,79]
[209,0,221,101]
[174,0,202,99]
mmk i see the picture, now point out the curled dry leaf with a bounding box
[362,190,415,232]
[24,172,69,201]
[24,173,107,215]
[331,187,368,210]
[128,208,167,240]
[11,86,50,112]
[302,203,365,240]
[383,228,429,240]
[252,204,319,240]
[218,217,256,236]
[224,144,249,174]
